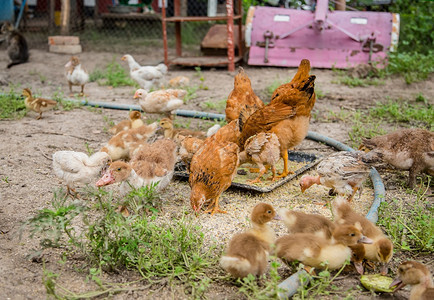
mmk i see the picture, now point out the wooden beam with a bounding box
[61,0,71,35]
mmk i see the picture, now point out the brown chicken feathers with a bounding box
[238,59,316,177]
[225,67,264,123]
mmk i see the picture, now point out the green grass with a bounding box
[52,89,84,111]
[378,181,433,252]
[237,258,284,299]
[201,99,227,113]
[381,51,434,84]
[265,77,288,98]
[336,76,384,87]
[90,58,138,88]
[22,185,218,297]
[370,99,433,130]
[347,111,387,149]
[294,261,357,299]
[0,88,27,119]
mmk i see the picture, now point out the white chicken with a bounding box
[65,56,89,96]
[121,54,167,91]
[53,151,111,197]
[133,88,185,117]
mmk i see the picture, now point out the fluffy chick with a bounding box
[239,132,280,183]
[390,261,434,300]
[53,151,110,197]
[220,203,279,278]
[133,88,185,117]
[108,111,144,135]
[65,56,89,96]
[361,128,434,188]
[22,88,57,119]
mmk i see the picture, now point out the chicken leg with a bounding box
[204,196,227,215]
[277,151,294,178]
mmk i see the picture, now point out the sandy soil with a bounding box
[0,49,433,299]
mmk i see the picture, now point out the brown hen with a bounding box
[225,67,264,123]
[238,64,316,177]
[271,59,311,101]
[189,137,239,215]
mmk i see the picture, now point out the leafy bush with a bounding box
[390,0,433,54]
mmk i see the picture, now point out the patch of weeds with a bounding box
[237,258,284,299]
[0,88,26,119]
[1,176,10,184]
[378,181,433,252]
[334,73,384,87]
[194,66,205,82]
[21,189,87,249]
[380,51,434,84]
[183,86,199,103]
[23,186,217,295]
[370,100,433,130]
[265,77,287,98]
[90,58,138,87]
[84,142,95,156]
[201,99,227,113]
[294,261,355,299]
[315,88,325,99]
[347,111,387,149]
[102,115,115,132]
[125,182,161,215]
[52,89,83,111]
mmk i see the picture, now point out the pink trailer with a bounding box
[246,0,400,68]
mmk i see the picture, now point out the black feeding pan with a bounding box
[174,151,322,192]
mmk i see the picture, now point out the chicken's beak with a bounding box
[65,61,72,68]
[353,262,364,275]
[96,170,115,187]
[133,92,139,99]
[389,277,405,291]
[358,235,373,244]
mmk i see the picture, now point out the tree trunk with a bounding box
[61,0,71,35]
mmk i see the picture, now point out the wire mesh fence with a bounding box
[4,0,242,55]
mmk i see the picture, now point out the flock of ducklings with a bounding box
[18,55,433,298]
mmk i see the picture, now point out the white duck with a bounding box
[133,88,185,117]
[121,54,167,91]
[65,56,89,96]
[96,139,177,195]
[53,151,111,197]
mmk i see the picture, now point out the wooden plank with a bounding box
[168,56,242,67]
[48,35,80,45]
[49,44,82,54]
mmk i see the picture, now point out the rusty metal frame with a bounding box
[162,0,242,71]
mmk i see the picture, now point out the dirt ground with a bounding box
[0,48,433,300]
